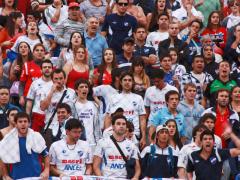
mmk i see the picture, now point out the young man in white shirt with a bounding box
[93,114,140,179]
[49,118,93,177]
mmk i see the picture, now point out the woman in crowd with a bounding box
[166,119,183,151]
[230,86,240,117]
[201,11,227,51]
[63,45,90,89]
[169,48,186,79]
[93,48,117,86]
[131,57,150,98]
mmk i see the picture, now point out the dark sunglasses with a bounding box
[118,2,128,7]
[229,1,240,7]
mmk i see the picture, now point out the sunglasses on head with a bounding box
[118,2,128,6]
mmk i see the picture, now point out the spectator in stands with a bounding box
[178,83,205,142]
[131,57,150,98]
[84,17,108,67]
[158,22,189,66]
[63,46,90,89]
[54,2,85,47]
[104,71,147,149]
[201,11,227,51]
[177,124,207,179]
[144,69,178,120]
[141,124,178,178]
[93,48,117,86]
[181,55,213,103]
[44,0,68,31]
[26,59,53,132]
[149,90,186,143]
[101,0,137,54]
[0,112,49,179]
[133,25,157,75]
[49,118,93,177]
[93,114,141,179]
[203,61,238,107]
[146,12,169,54]
[166,119,183,151]
[146,0,169,32]
[230,86,240,116]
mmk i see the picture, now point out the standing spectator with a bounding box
[149,90,186,143]
[177,124,207,179]
[140,125,178,178]
[144,69,178,120]
[201,11,228,51]
[0,112,49,180]
[230,86,240,116]
[0,86,21,129]
[93,48,117,86]
[177,83,205,143]
[203,61,238,107]
[104,72,147,149]
[131,57,150,98]
[187,130,240,180]
[133,25,157,75]
[74,79,102,147]
[84,17,108,67]
[49,118,93,177]
[63,46,90,89]
[44,0,68,31]
[54,2,85,47]
[93,115,141,179]
[101,0,137,54]
[158,22,189,66]
[146,12,170,54]
[26,60,53,132]
[180,55,213,103]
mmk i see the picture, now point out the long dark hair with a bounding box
[16,41,33,76]
[2,0,17,9]
[149,0,168,31]
[6,11,23,37]
[26,21,43,44]
[207,11,221,29]
[165,119,183,149]
[97,48,117,85]
[67,31,85,52]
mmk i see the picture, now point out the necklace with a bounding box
[67,143,76,150]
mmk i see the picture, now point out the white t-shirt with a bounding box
[11,35,41,52]
[27,78,53,114]
[74,101,99,146]
[44,5,68,31]
[41,87,76,129]
[107,92,146,137]
[146,31,169,52]
[144,84,178,118]
[49,139,93,176]
[94,136,139,178]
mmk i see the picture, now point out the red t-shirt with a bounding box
[20,61,42,97]
[93,68,112,86]
[201,27,227,50]
[215,107,230,148]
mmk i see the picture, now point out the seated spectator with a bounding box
[201,11,227,51]
[230,86,240,116]
[130,57,150,98]
[141,125,178,178]
[93,48,117,86]
[63,46,90,89]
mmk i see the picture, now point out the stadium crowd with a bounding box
[1,0,240,179]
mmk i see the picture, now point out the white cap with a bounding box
[156,125,169,134]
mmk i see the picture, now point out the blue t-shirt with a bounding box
[10,137,48,179]
[102,13,137,54]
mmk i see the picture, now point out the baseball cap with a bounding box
[123,37,135,44]
[156,125,169,134]
[69,2,80,9]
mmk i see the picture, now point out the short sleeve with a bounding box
[93,85,103,97]
[149,111,160,127]
[138,97,146,115]
[186,154,195,173]
[49,144,57,165]
[94,139,104,158]
[27,82,36,100]
[177,147,188,168]
[144,89,150,107]
[130,144,139,160]
[85,144,93,164]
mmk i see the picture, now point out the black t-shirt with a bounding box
[187,148,231,180]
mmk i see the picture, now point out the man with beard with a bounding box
[26,60,53,132]
[49,118,93,177]
[93,115,140,179]
[149,90,186,143]
[203,61,239,107]
[187,130,240,180]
